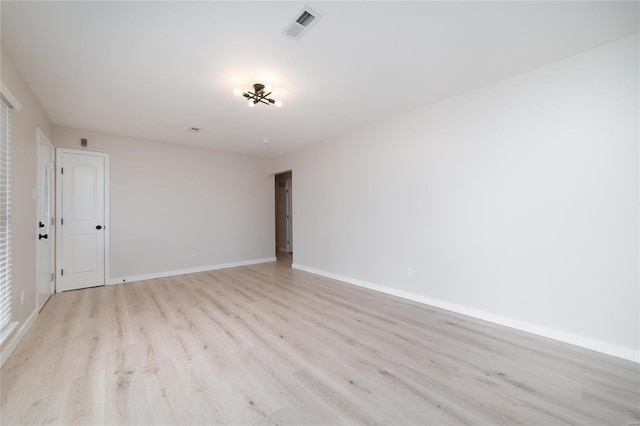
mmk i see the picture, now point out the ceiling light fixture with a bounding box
[234,83,283,108]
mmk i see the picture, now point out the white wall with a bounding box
[0,46,53,361]
[54,127,275,282]
[272,35,639,361]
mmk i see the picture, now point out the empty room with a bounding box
[0,1,638,425]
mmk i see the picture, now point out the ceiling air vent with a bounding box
[296,11,315,26]
[282,6,322,41]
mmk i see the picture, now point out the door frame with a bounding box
[274,171,293,254]
[55,148,110,292]
[284,179,292,253]
[36,129,55,308]
[276,179,288,253]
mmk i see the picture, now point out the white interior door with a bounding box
[36,130,55,310]
[57,150,107,292]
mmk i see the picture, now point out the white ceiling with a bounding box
[1,1,638,158]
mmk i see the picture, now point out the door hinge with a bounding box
[51,217,55,226]
[50,273,54,282]
[61,167,63,174]
[61,269,64,276]
[61,218,64,225]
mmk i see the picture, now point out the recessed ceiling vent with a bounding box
[282,6,321,41]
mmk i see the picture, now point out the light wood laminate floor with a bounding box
[1,258,638,425]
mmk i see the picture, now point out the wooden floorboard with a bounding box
[1,257,639,425]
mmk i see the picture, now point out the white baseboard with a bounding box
[292,263,640,364]
[108,257,277,285]
[1,309,38,367]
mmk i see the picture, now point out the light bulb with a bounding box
[248,100,255,108]
[233,88,243,96]
[264,85,272,93]
[274,100,283,107]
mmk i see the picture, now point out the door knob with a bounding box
[38,222,45,228]
[96,225,102,230]
[38,234,48,240]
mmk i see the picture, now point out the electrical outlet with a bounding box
[191,250,197,257]
[407,267,414,277]
[20,290,25,305]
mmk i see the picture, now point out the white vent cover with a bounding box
[282,5,322,41]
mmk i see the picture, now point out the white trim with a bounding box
[0,309,37,367]
[0,321,17,346]
[55,150,62,292]
[104,154,111,286]
[55,149,110,292]
[108,257,277,285]
[292,263,640,364]
[36,129,55,310]
[0,95,13,334]
[0,81,22,111]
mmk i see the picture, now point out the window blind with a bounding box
[0,98,12,332]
